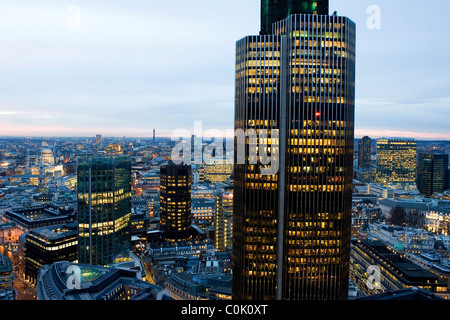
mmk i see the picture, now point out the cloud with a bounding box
[0,0,449,139]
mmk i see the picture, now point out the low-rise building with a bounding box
[21,222,78,284]
[37,261,171,300]
[367,183,395,199]
[165,258,232,300]
[2,204,75,233]
[0,253,16,300]
[165,269,232,300]
[350,239,448,298]
[191,198,215,223]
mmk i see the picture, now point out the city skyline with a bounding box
[0,0,449,140]
[1,0,450,308]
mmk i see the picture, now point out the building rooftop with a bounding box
[0,254,12,274]
[29,222,78,241]
[380,198,429,210]
[355,240,442,284]
[166,269,232,299]
[3,204,75,229]
[356,287,444,300]
[37,261,170,301]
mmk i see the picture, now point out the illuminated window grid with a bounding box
[233,13,355,300]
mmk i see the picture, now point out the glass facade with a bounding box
[375,139,417,190]
[233,6,356,300]
[234,34,283,300]
[358,136,372,169]
[215,189,234,251]
[160,162,192,242]
[77,156,132,266]
[417,153,448,197]
[261,0,329,35]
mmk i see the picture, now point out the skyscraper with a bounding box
[417,153,449,197]
[233,0,356,300]
[260,0,329,35]
[159,161,192,242]
[77,155,132,266]
[215,188,233,251]
[95,134,102,146]
[358,136,372,169]
[375,139,417,190]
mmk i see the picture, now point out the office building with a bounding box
[77,155,132,266]
[95,134,102,146]
[358,136,372,169]
[191,198,215,223]
[356,287,444,301]
[350,239,447,296]
[417,153,449,197]
[37,261,171,300]
[0,254,15,300]
[215,189,233,251]
[375,139,417,190]
[160,162,192,242]
[203,163,233,184]
[165,265,232,300]
[22,222,78,284]
[106,144,124,155]
[233,0,356,300]
[2,204,76,233]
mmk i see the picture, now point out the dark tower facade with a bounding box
[233,0,356,300]
[261,0,329,34]
[417,153,449,197]
[358,136,372,169]
[160,162,192,242]
[77,155,132,266]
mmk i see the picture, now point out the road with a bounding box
[1,247,38,300]
[13,269,38,300]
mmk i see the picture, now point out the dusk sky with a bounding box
[0,0,449,139]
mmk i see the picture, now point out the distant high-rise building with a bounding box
[417,153,449,197]
[358,136,372,169]
[77,155,132,266]
[153,129,156,145]
[160,161,192,242]
[233,0,356,300]
[203,163,233,184]
[375,139,417,190]
[215,188,233,251]
[95,134,102,146]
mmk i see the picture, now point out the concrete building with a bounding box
[165,267,232,301]
[2,204,76,233]
[37,261,171,300]
[0,253,15,300]
[21,222,78,284]
[191,198,215,223]
[350,239,447,297]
